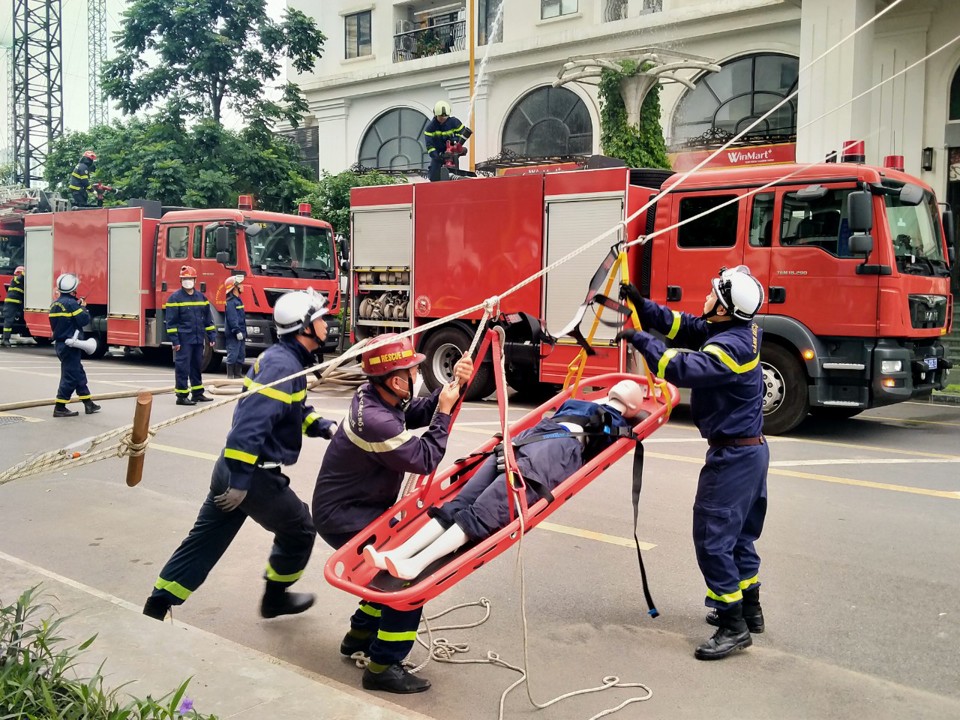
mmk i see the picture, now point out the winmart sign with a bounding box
[669,142,796,172]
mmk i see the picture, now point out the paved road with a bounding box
[1,345,958,720]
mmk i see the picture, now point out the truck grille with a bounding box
[907,295,947,329]
[263,288,328,308]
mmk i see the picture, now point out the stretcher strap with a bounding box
[631,442,659,618]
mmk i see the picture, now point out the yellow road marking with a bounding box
[537,521,655,550]
[152,443,219,462]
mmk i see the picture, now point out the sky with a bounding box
[1,0,288,162]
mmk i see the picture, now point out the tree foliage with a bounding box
[598,60,671,169]
[44,118,316,213]
[298,170,406,238]
[102,0,326,129]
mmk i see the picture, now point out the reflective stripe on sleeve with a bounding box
[243,378,307,403]
[49,308,84,318]
[665,311,683,340]
[657,348,679,378]
[702,345,760,374]
[224,448,258,464]
[302,411,324,434]
[343,420,412,453]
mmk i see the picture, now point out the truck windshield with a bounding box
[884,191,950,277]
[0,236,25,273]
[245,222,335,280]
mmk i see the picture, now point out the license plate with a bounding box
[924,357,937,370]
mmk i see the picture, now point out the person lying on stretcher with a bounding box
[364,379,648,580]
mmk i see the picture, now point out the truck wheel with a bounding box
[90,332,110,360]
[760,343,809,435]
[201,344,223,373]
[421,326,495,400]
[32,336,52,347]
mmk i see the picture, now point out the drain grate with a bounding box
[0,415,27,427]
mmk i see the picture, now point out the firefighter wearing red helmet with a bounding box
[616,266,768,661]
[67,150,98,207]
[1,266,26,347]
[163,265,217,405]
[312,333,473,694]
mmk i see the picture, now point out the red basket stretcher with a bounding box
[324,329,679,611]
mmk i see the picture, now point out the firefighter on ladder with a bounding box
[1,265,25,347]
[224,275,247,379]
[617,266,768,661]
[424,100,472,182]
[164,265,217,405]
[311,334,473,694]
[67,150,97,207]
[49,273,101,417]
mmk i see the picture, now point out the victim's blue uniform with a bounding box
[164,288,217,398]
[49,293,92,406]
[149,339,334,608]
[224,293,246,366]
[627,298,768,611]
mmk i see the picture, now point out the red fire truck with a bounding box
[0,195,342,367]
[349,156,955,434]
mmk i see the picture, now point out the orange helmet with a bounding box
[14,266,24,276]
[179,265,198,279]
[224,275,243,290]
[361,334,426,376]
[83,150,97,161]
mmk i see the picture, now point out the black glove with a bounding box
[619,282,644,307]
[614,328,639,344]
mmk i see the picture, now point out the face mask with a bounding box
[413,372,425,398]
[181,279,195,290]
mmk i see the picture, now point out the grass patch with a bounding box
[1,586,217,719]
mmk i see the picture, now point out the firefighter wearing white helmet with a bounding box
[617,266,769,661]
[424,99,472,181]
[48,273,101,417]
[143,288,336,624]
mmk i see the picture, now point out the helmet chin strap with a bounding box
[701,297,723,320]
[377,369,415,409]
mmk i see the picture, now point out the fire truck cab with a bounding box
[351,160,954,434]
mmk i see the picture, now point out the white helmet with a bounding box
[274,289,328,335]
[711,265,764,321]
[56,273,80,294]
[434,100,451,117]
[602,379,647,419]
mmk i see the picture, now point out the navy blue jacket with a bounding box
[629,298,763,440]
[225,294,246,338]
[312,383,450,535]
[423,116,470,158]
[67,158,93,194]
[4,274,24,306]
[223,339,333,491]
[49,293,90,342]
[164,288,216,346]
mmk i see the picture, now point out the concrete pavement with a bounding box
[0,551,431,720]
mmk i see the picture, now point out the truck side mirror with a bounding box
[340,258,350,274]
[847,191,873,232]
[337,234,349,263]
[898,183,924,206]
[942,207,955,264]
[849,234,874,256]
[215,226,229,252]
[216,251,231,265]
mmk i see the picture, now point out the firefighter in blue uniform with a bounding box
[143,290,336,622]
[424,100,472,182]
[165,265,217,405]
[223,275,246,379]
[1,265,25,346]
[617,265,768,661]
[67,150,97,207]
[49,273,101,418]
[312,333,473,694]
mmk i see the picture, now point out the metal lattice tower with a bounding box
[12,0,64,187]
[88,0,108,127]
[3,44,13,168]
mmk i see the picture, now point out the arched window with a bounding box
[358,108,430,171]
[950,65,960,121]
[502,86,593,157]
[671,53,799,148]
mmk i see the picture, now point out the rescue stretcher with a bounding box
[324,327,679,611]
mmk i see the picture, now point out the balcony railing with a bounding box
[394,20,466,63]
[603,0,627,22]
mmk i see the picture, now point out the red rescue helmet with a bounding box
[83,150,97,161]
[179,265,198,279]
[361,333,426,376]
[14,266,24,276]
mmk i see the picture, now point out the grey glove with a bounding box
[214,487,248,512]
[235,332,243,341]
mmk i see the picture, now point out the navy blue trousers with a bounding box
[693,443,769,610]
[225,337,245,366]
[55,342,91,403]
[174,342,204,396]
[3,301,22,337]
[150,457,315,606]
[321,530,422,666]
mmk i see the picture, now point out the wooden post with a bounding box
[125,391,153,487]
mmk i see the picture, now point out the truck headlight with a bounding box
[881,360,902,374]
[247,326,262,336]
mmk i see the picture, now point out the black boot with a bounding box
[707,586,764,633]
[176,395,196,406]
[226,365,235,380]
[259,580,315,619]
[234,364,246,379]
[362,663,431,694]
[83,399,102,415]
[340,630,373,657]
[143,596,171,621]
[695,604,752,661]
[191,393,213,403]
[53,404,79,418]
